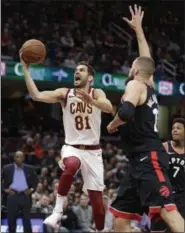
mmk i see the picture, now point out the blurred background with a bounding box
[1,0,185,232]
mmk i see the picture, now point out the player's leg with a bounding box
[54,156,81,212]
[151,192,185,233]
[160,208,184,232]
[44,145,81,227]
[109,179,143,232]
[88,190,105,231]
[151,215,167,233]
[109,153,143,232]
[81,149,105,231]
[139,151,184,233]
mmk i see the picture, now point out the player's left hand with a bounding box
[76,89,93,104]
[123,5,144,31]
[107,122,118,134]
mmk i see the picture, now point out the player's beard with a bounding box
[74,79,87,88]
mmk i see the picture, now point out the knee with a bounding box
[115,217,130,225]
[64,157,81,176]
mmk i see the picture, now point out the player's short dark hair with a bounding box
[77,61,95,77]
[135,56,155,78]
[173,118,185,128]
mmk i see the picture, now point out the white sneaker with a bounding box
[43,212,62,228]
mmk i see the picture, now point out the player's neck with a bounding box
[77,86,91,93]
[137,77,150,85]
[173,140,184,149]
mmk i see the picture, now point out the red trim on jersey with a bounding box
[150,151,165,182]
[92,88,95,99]
[164,204,177,212]
[64,88,70,107]
[149,204,177,219]
[109,207,142,222]
[151,231,166,233]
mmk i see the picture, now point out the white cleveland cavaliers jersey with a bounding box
[62,88,101,145]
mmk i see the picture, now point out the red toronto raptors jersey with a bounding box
[62,88,101,145]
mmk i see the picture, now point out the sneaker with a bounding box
[43,212,62,228]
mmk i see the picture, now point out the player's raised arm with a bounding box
[123,5,151,58]
[107,80,143,133]
[20,53,67,103]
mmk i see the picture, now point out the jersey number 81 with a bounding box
[75,115,91,130]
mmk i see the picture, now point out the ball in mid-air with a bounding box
[21,39,46,64]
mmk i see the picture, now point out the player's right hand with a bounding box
[123,5,144,31]
[107,122,118,134]
[19,49,29,69]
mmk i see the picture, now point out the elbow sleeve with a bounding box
[118,101,135,121]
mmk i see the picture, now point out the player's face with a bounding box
[74,65,92,88]
[172,122,184,142]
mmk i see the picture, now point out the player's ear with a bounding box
[134,68,139,76]
[88,75,94,83]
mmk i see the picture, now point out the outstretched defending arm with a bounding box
[107,80,143,133]
[123,4,151,58]
[20,53,67,103]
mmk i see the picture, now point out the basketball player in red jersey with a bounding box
[20,55,113,230]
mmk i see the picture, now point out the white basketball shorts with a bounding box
[59,144,105,193]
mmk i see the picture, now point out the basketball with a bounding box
[21,39,46,64]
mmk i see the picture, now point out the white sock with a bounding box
[53,194,67,213]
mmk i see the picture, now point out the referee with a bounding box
[2,151,39,233]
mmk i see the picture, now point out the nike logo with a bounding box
[140,156,148,162]
[168,152,175,155]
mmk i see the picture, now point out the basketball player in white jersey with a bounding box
[19,55,113,230]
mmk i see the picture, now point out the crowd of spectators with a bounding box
[2,1,184,81]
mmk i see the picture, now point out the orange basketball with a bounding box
[21,39,46,64]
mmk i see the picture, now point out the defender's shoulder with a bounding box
[126,80,144,92]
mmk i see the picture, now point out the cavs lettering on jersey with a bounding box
[167,141,185,192]
[119,84,164,153]
[62,88,101,145]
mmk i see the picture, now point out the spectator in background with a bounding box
[58,198,80,232]
[32,195,53,215]
[41,149,57,170]
[49,180,59,205]
[63,53,77,68]
[42,133,58,151]
[61,31,74,51]
[73,194,93,231]
[32,133,44,160]
[2,151,38,233]
[21,137,37,165]
[120,60,130,75]
[32,182,46,205]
